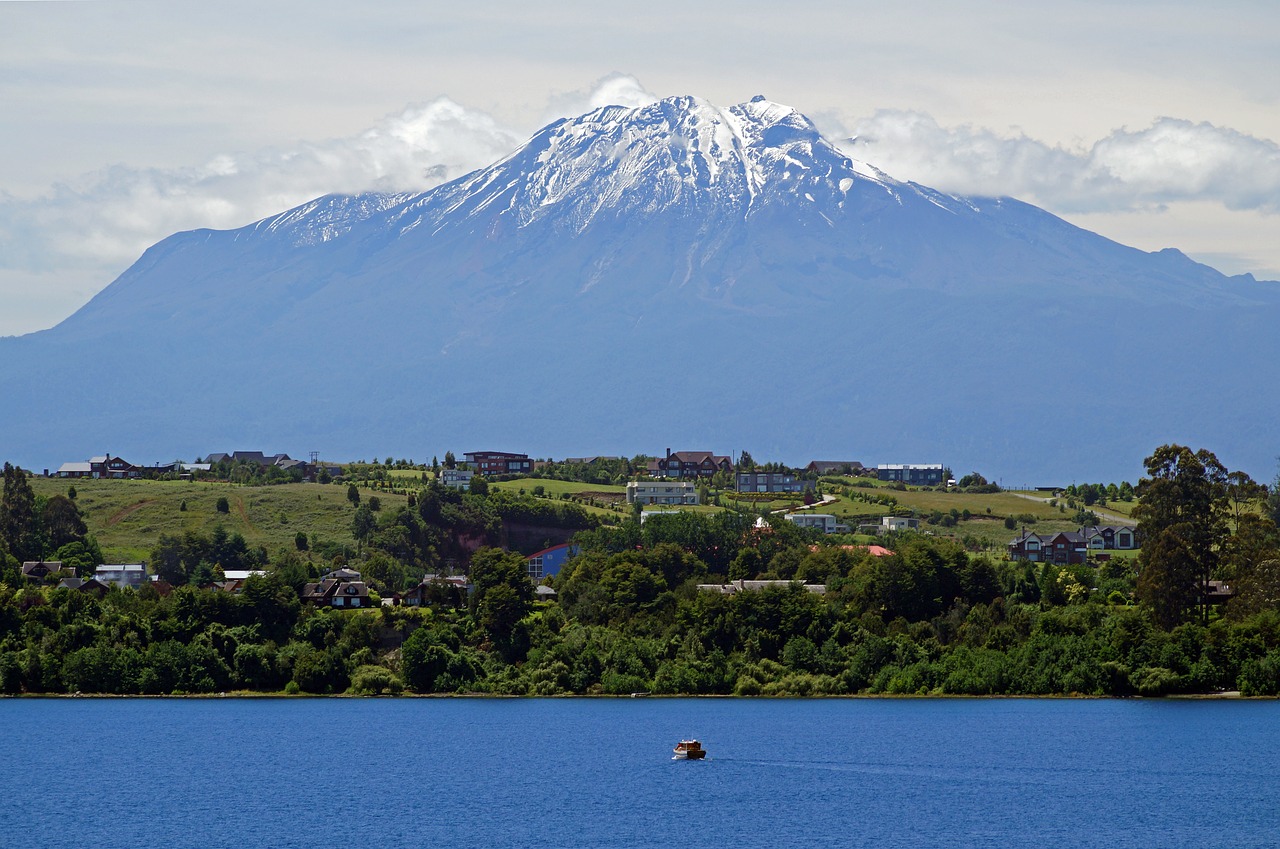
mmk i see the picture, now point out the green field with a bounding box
[491,478,625,497]
[32,474,1143,563]
[32,478,402,562]
[490,478,629,519]
[810,479,1139,551]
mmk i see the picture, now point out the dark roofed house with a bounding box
[205,450,330,481]
[1008,530,1089,565]
[22,561,65,584]
[300,567,371,608]
[463,451,533,476]
[67,577,110,596]
[1081,525,1139,551]
[805,461,864,476]
[647,449,732,480]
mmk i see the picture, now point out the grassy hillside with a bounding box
[490,478,628,519]
[33,478,403,562]
[813,476,1137,550]
[31,473,1140,563]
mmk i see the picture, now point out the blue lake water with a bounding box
[3,697,1278,848]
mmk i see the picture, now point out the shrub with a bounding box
[348,665,403,695]
[215,497,230,514]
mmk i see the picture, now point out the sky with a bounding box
[2,0,1278,336]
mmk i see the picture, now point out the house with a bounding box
[881,516,920,532]
[1009,525,1138,563]
[784,513,847,534]
[1008,530,1090,565]
[805,461,864,476]
[463,451,533,476]
[526,543,579,580]
[22,561,67,584]
[627,480,699,505]
[397,574,469,607]
[646,449,731,480]
[300,567,371,608]
[94,563,147,589]
[1081,525,1138,550]
[56,454,140,479]
[1201,580,1236,606]
[62,577,109,596]
[735,472,814,493]
[205,451,314,477]
[697,579,827,595]
[438,468,475,491]
[877,464,945,486]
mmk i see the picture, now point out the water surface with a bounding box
[3,698,1276,848]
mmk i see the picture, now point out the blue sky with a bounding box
[2,0,1278,335]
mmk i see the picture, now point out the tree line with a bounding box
[3,445,1280,697]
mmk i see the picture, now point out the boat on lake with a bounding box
[673,740,706,760]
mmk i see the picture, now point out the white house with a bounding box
[439,468,475,491]
[627,481,699,505]
[784,513,846,534]
[94,563,147,589]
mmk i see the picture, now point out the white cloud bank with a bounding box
[0,97,523,276]
[3,75,1279,335]
[843,111,1280,214]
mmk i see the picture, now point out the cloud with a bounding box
[542,73,659,123]
[0,97,524,276]
[841,111,1280,214]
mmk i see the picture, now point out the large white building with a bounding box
[784,513,846,534]
[627,481,699,505]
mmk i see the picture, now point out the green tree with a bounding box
[41,495,87,552]
[347,484,360,507]
[1132,445,1229,627]
[1,463,40,561]
[215,496,230,514]
[469,476,489,496]
[352,505,376,543]
[469,547,533,643]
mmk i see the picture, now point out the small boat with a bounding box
[672,739,706,760]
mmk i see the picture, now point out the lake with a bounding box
[3,697,1277,848]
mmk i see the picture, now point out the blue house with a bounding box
[526,544,579,580]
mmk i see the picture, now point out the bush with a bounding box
[1131,666,1181,696]
[348,665,403,695]
[215,497,230,514]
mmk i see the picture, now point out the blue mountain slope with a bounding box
[2,95,1276,480]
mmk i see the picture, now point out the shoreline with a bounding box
[3,690,1257,700]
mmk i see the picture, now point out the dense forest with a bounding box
[3,445,1280,697]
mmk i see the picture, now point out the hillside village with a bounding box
[23,446,1147,593]
[4,442,1278,698]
